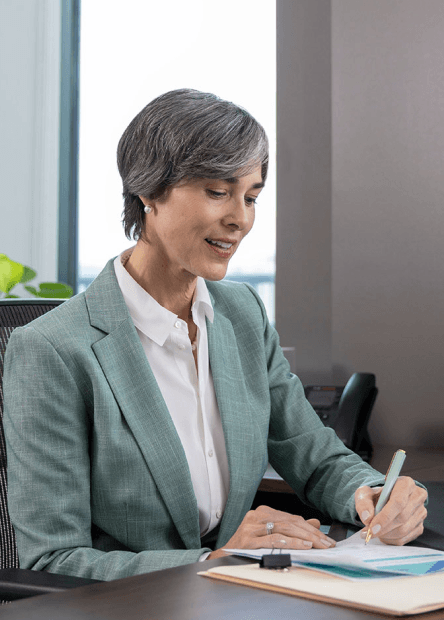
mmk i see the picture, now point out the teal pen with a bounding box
[365,449,406,544]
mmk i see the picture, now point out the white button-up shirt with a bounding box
[114,250,229,537]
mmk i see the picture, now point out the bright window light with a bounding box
[78,0,276,322]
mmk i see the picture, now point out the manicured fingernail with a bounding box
[362,510,370,522]
[360,529,368,538]
[371,524,381,535]
[320,539,332,547]
[303,541,313,547]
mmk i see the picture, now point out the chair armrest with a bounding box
[0,568,102,601]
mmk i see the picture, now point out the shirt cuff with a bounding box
[199,551,212,562]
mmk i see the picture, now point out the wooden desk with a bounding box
[1,483,443,620]
[0,455,441,619]
[2,552,444,620]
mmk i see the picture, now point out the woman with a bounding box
[3,89,427,580]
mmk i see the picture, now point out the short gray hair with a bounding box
[117,88,269,241]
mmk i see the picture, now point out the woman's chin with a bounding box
[202,271,228,282]
[200,264,230,281]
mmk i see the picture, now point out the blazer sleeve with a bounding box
[243,284,389,525]
[3,326,210,581]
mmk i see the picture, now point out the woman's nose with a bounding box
[223,197,250,230]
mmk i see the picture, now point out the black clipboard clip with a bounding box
[259,544,291,570]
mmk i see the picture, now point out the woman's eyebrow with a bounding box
[223,177,265,190]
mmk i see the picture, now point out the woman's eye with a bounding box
[207,189,258,205]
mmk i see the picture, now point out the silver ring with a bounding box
[266,522,274,536]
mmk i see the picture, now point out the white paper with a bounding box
[225,531,444,580]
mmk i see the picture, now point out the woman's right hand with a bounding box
[207,505,336,560]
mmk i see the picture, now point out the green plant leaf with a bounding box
[23,286,38,296]
[0,254,25,294]
[24,282,73,299]
[20,265,37,284]
[4,294,20,298]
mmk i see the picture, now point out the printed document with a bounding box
[225,531,444,580]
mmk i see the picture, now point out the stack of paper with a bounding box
[199,533,444,615]
[224,531,444,580]
[200,563,444,615]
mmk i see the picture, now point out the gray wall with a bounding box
[332,0,444,447]
[277,0,444,447]
[0,0,60,295]
[276,0,333,385]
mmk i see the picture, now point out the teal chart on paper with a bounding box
[226,532,444,581]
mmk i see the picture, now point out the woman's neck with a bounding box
[122,244,197,322]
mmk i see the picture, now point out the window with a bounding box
[78,0,276,322]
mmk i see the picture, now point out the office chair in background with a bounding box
[0,299,101,601]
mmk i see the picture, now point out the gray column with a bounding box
[276,0,332,384]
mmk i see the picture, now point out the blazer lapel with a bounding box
[207,309,261,546]
[85,258,201,549]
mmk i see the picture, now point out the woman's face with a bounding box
[141,165,264,282]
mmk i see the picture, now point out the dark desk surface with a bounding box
[2,552,444,620]
[1,481,443,620]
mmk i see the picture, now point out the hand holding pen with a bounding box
[365,449,406,544]
[354,450,428,546]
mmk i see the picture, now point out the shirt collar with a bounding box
[191,273,214,324]
[113,249,214,347]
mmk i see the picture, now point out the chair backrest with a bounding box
[0,299,65,569]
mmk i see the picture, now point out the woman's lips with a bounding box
[205,239,234,258]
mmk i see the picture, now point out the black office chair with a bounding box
[0,299,102,601]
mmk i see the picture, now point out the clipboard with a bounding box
[199,563,444,616]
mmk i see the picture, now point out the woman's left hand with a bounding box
[355,477,428,545]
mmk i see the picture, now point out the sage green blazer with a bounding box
[3,257,385,581]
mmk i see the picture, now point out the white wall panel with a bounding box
[0,0,60,295]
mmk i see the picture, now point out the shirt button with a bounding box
[178,344,185,350]
[174,321,181,329]
[216,510,222,519]
[208,449,214,457]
